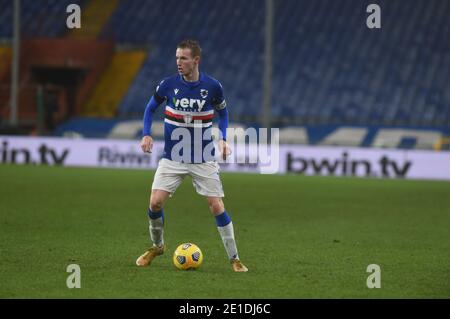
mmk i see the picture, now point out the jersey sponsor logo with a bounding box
[172,97,207,111]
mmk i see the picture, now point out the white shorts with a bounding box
[152,158,225,197]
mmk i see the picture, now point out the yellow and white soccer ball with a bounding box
[173,243,203,270]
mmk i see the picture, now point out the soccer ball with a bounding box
[173,243,203,270]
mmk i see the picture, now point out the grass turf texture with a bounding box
[1,164,449,298]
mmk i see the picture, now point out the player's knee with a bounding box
[149,198,164,212]
[208,198,225,214]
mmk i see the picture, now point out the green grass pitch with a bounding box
[1,164,449,298]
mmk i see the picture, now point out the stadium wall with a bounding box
[0,39,114,122]
[54,119,450,150]
[1,135,449,181]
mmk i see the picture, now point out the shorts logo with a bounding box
[200,89,208,98]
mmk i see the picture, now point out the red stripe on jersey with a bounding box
[164,110,214,120]
[164,110,183,119]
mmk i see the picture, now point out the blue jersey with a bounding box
[150,72,227,163]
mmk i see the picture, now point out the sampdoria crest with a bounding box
[200,89,208,98]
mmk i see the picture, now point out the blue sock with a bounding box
[215,211,238,260]
[148,208,164,223]
[148,208,164,246]
[215,211,231,227]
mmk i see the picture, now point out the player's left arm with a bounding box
[212,82,231,159]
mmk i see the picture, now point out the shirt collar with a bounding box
[179,71,204,87]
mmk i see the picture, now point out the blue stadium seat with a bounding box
[0,0,81,38]
[1,0,449,127]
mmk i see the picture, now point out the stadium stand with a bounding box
[82,50,147,117]
[0,0,449,141]
[100,0,265,120]
[99,0,450,127]
[67,0,118,38]
[0,0,81,38]
[0,45,11,75]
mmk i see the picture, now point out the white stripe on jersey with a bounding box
[166,106,214,116]
[164,118,213,128]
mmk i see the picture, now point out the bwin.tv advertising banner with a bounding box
[1,136,450,181]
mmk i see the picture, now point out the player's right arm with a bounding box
[141,80,167,153]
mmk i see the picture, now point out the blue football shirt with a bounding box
[153,72,227,163]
